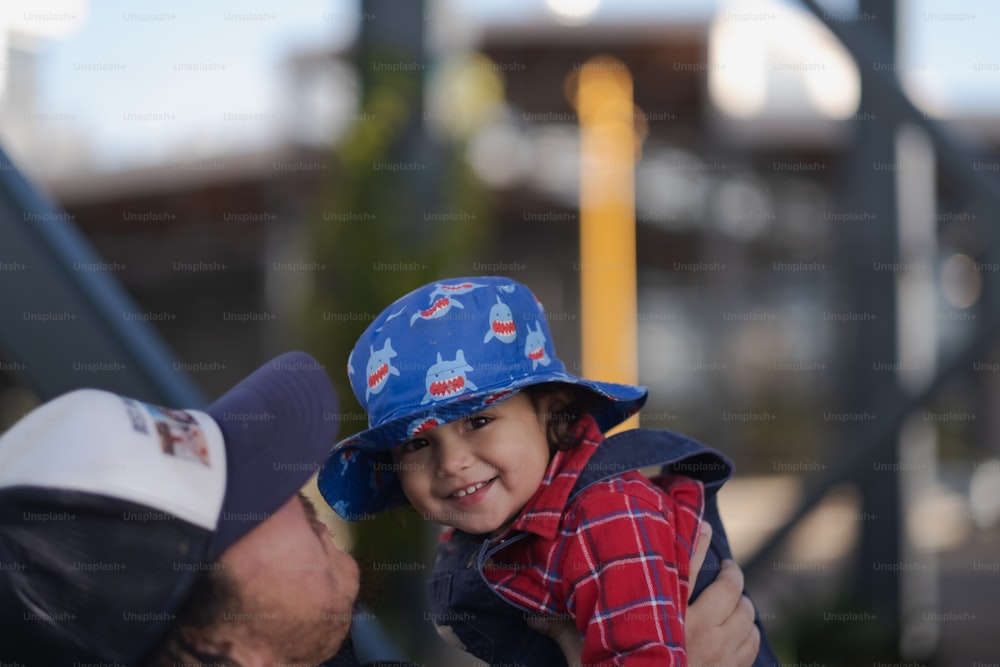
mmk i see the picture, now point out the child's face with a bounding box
[391,392,551,535]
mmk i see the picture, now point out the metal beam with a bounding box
[796,0,1000,242]
[0,148,204,405]
[745,0,1000,579]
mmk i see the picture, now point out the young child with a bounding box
[319,276,778,666]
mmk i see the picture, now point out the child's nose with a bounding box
[435,439,472,477]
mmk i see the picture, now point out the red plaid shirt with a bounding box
[441,415,705,666]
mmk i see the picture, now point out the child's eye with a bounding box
[466,415,492,430]
[398,438,430,454]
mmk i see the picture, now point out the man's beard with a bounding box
[352,554,387,610]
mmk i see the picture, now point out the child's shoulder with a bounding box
[568,469,701,517]
[591,426,734,487]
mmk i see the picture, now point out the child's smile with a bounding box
[392,392,551,535]
[446,476,497,503]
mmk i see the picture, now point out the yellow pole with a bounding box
[576,56,638,432]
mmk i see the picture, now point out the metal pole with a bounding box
[577,56,639,432]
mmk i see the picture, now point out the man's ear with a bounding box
[177,600,256,667]
[158,628,243,667]
[207,631,264,667]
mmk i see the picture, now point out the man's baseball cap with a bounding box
[0,351,338,666]
[318,276,647,520]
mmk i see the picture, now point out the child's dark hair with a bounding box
[521,382,603,451]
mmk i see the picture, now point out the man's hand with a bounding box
[525,616,581,667]
[688,521,712,591]
[686,523,760,667]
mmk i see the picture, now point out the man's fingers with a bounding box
[685,558,761,667]
[697,558,744,612]
[688,522,712,601]
[719,589,760,667]
[719,559,745,591]
[722,593,755,634]
[527,617,581,667]
[732,597,761,666]
[740,622,762,664]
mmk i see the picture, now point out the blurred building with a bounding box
[0,32,347,397]
[458,5,864,463]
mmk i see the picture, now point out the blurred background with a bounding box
[2,0,1000,664]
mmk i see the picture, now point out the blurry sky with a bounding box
[5,0,1000,169]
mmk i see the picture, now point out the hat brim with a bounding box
[206,351,339,557]
[317,372,646,520]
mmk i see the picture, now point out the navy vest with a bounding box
[428,428,781,666]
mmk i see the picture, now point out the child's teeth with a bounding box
[455,481,487,497]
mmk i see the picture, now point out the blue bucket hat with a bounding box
[317,276,647,520]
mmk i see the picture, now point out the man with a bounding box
[0,351,759,666]
[0,350,357,665]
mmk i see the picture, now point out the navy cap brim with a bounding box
[207,351,339,557]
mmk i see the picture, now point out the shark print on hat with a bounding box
[422,350,478,404]
[375,306,407,333]
[524,322,551,370]
[410,296,464,325]
[484,390,514,405]
[407,415,443,437]
[483,295,517,344]
[366,339,400,400]
[337,445,359,474]
[429,281,486,299]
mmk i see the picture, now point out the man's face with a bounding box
[218,492,360,663]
